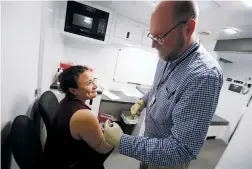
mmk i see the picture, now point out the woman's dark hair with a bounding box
[59,65,89,94]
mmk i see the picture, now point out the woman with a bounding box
[45,66,113,169]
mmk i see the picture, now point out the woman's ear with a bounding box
[69,88,77,95]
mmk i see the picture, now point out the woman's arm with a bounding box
[70,109,113,154]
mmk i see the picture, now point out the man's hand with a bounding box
[131,99,145,116]
[104,120,123,148]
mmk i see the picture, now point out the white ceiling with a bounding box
[92,1,252,42]
[92,1,153,26]
[198,1,252,41]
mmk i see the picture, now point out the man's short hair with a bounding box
[172,0,199,23]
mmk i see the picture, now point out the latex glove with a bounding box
[131,99,145,116]
[104,120,123,148]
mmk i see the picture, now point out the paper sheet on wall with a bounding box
[114,48,158,86]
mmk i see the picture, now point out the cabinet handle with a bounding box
[126,32,130,39]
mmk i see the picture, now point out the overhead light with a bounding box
[48,8,53,13]
[199,31,211,35]
[241,0,252,7]
[223,28,238,34]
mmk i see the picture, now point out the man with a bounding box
[104,1,223,169]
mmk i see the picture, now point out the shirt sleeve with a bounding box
[141,91,150,106]
[141,59,162,106]
[119,72,222,166]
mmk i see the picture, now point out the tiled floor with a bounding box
[104,139,227,169]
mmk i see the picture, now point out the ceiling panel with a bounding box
[92,1,222,25]
[91,1,252,41]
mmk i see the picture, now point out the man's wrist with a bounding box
[137,99,144,105]
[113,132,123,148]
[116,133,122,148]
[119,134,134,157]
[140,97,147,107]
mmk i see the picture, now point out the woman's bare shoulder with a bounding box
[70,109,99,127]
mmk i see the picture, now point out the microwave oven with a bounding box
[63,1,113,43]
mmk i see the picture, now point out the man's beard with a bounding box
[159,32,185,62]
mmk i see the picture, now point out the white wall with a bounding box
[38,1,65,94]
[1,1,43,128]
[201,40,219,59]
[215,101,252,169]
[215,60,252,143]
[64,40,155,94]
[64,41,120,88]
[1,1,43,169]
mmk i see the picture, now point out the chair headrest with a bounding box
[38,91,59,129]
[10,115,43,169]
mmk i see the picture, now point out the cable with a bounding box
[242,87,249,95]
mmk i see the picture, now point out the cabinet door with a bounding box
[206,126,224,138]
[114,20,129,40]
[128,25,143,43]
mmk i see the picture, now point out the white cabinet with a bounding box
[114,20,129,40]
[206,126,225,139]
[128,25,143,43]
[111,15,155,51]
[207,126,221,137]
[114,19,144,44]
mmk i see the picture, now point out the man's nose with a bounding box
[152,40,159,48]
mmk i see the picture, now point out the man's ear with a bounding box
[185,19,196,37]
[69,88,77,95]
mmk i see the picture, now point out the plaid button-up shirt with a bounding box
[119,41,223,166]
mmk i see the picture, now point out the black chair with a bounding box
[38,91,59,136]
[10,115,44,169]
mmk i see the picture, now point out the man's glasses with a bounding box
[147,21,187,44]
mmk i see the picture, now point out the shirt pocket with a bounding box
[166,86,176,99]
[157,86,176,122]
[159,86,176,103]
